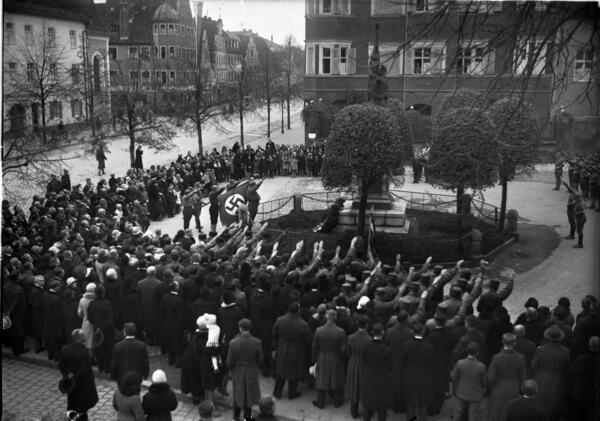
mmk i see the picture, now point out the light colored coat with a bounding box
[77,292,95,349]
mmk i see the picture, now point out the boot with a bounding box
[312,390,325,408]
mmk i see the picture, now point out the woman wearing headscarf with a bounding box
[142,369,178,421]
[113,371,145,421]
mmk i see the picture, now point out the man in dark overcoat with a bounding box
[272,301,312,399]
[59,329,99,420]
[505,380,548,421]
[87,285,115,373]
[159,281,187,367]
[345,314,371,419]
[402,323,436,421]
[513,325,536,377]
[218,290,245,394]
[43,279,64,361]
[3,273,27,355]
[383,309,413,413]
[137,266,161,345]
[260,285,287,376]
[29,275,45,352]
[111,322,149,385]
[426,313,456,416]
[361,323,393,421]
[227,318,263,421]
[569,336,599,421]
[312,309,347,409]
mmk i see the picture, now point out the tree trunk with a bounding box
[287,93,291,129]
[128,114,136,168]
[267,96,271,137]
[239,86,244,148]
[197,118,203,154]
[40,98,47,144]
[499,176,508,231]
[456,186,464,214]
[357,183,369,236]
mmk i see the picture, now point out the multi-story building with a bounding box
[304,0,599,149]
[3,0,110,136]
[99,0,197,114]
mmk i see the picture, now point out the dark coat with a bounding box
[345,329,371,402]
[59,342,99,412]
[87,297,116,361]
[273,313,312,380]
[402,337,436,407]
[118,290,141,328]
[505,397,548,421]
[159,292,187,355]
[514,336,536,377]
[29,285,45,339]
[190,298,218,330]
[111,337,150,385]
[361,339,393,410]
[569,351,599,421]
[426,326,455,397]
[62,288,82,341]
[487,349,527,421]
[142,383,178,421]
[531,341,570,419]
[3,282,26,337]
[181,330,222,393]
[227,331,263,407]
[43,290,64,346]
[312,322,347,391]
[217,303,244,345]
[137,276,161,334]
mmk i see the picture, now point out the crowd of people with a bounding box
[1,143,598,421]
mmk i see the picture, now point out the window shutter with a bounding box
[306,46,315,75]
[405,47,413,74]
[332,45,340,75]
[347,47,356,74]
[432,46,445,73]
[485,49,495,75]
[315,44,320,74]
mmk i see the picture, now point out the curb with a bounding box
[484,234,519,261]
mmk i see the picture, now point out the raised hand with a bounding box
[456,259,464,267]
[296,240,304,251]
[271,242,279,257]
[426,256,433,266]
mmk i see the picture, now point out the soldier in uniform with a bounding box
[553,152,564,191]
[563,181,587,248]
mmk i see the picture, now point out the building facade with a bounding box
[3,0,110,137]
[304,0,599,149]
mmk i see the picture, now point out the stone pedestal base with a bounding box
[336,195,410,234]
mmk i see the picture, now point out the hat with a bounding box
[357,296,370,310]
[132,227,142,236]
[152,369,167,384]
[85,282,97,293]
[66,277,77,287]
[198,400,215,418]
[341,282,352,289]
[196,316,208,330]
[544,325,565,342]
[58,376,75,394]
[106,268,118,280]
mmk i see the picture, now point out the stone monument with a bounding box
[336,23,410,234]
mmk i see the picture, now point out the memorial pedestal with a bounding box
[336,193,410,234]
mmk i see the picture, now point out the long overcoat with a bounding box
[384,322,413,394]
[227,331,263,407]
[487,348,527,421]
[29,285,45,340]
[77,292,95,348]
[345,329,371,402]
[361,339,393,411]
[312,323,347,391]
[159,292,187,355]
[181,330,223,394]
[87,297,116,361]
[531,341,570,419]
[272,313,312,380]
[59,341,99,412]
[401,338,436,407]
[43,290,64,349]
[426,326,455,397]
[137,276,161,335]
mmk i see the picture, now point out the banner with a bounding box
[219,180,250,226]
[367,215,378,262]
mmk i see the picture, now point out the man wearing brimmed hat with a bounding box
[59,329,99,420]
[487,333,527,421]
[531,325,570,420]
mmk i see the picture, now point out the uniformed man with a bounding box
[563,181,586,248]
[553,152,564,191]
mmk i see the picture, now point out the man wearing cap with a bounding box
[505,380,548,421]
[531,325,570,420]
[59,329,99,420]
[111,322,150,386]
[487,333,527,421]
[312,309,347,409]
[451,342,487,421]
[227,318,263,421]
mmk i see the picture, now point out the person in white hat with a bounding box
[142,369,178,419]
[78,283,96,349]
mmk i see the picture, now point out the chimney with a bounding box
[195,1,203,69]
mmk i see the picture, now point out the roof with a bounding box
[202,16,219,52]
[152,2,178,22]
[3,0,93,24]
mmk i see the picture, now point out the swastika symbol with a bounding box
[224,194,246,215]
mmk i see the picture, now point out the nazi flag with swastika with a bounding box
[218,180,250,226]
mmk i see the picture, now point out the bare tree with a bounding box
[282,34,305,129]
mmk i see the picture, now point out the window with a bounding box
[108,47,117,60]
[574,48,592,82]
[456,45,491,75]
[156,70,167,84]
[141,71,150,83]
[322,0,332,13]
[514,39,546,75]
[71,64,80,83]
[168,24,174,34]
[7,62,17,74]
[49,100,63,119]
[160,24,166,34]
[130,71,139,82]
[170,71,176,82]
[368,44,401,75]
[24,25,33,45]
[49,63,57,82]
[70,99,82,118]
[153,24,158,34]
[140,46,150,60]
[169,46,175,59]
[407,43,446,74]
[47,27,56,46]
[129,46,138,59]
[160,46,166,59]
[27,63,36,82]
[416,0,429,12]
[321,47,331,74]
[456,1,501,13]
[110,23,119,34]
[70,30,77,48]
[5,22,15,44]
